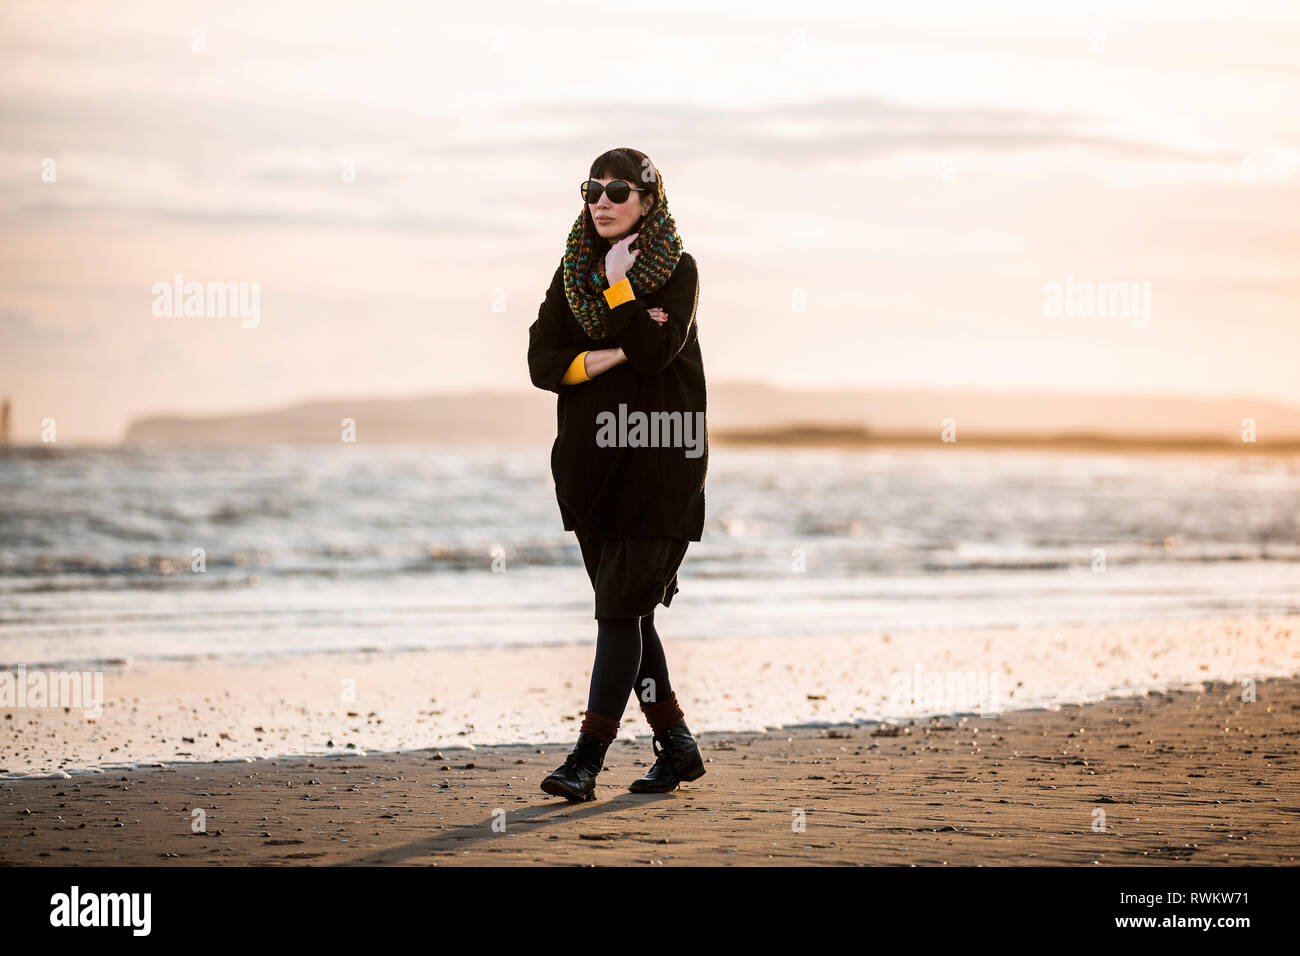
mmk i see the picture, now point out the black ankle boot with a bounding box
[540,732,611,802]
[628,719,706,793]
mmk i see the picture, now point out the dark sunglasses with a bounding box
[580,180,647,204]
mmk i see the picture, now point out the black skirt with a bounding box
[575,530,690,619]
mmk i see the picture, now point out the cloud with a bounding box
[498,96,1215,162]
[0,90,1247,232]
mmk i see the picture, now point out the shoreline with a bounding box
[2,675,1296,866]
[3,614,1298,779]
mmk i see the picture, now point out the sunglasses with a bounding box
[580,180,647,204]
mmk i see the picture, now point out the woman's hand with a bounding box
[604,233,639,284]
[581,347,628,379]
[583,312,661,382]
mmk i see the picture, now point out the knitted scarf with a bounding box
[561,171,684,340]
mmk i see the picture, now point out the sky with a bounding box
[2,0,1299,443]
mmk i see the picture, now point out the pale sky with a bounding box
[2,0,1299,443]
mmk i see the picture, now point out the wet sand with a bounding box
[2,676,1296,865]
[6,615,1298,777]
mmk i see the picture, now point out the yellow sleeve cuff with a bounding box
[560,350,590,385]
[603,277,635,308]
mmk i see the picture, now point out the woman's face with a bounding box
[587,176,653,243]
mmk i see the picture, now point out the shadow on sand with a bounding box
[336,789,680,865]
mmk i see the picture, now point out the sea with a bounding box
[3,443,1298,671]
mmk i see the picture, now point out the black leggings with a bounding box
[586,609,674,720]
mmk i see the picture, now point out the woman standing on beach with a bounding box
[527,147,708,802]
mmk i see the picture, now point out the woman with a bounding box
[527,147,708,802]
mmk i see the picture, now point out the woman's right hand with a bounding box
[604,233,639,284]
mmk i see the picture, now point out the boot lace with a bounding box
[649,732,674,766]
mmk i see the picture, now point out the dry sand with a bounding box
[2,676,1296,866]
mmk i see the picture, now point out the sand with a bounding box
[1,675,1297,865]
[5,614,1299,778]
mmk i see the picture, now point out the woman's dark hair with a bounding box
[585,147,659,254]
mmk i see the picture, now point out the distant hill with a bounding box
[120,382,1300,446]
[123,390,551,446]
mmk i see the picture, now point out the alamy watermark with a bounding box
[1043,273,1151,328]
[889,664,1002,717]
[152,273,261,328]
[49,885,150,935]
[595,403,705,459]
[0,665,104,718]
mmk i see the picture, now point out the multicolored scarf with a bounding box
[561,171,684,340]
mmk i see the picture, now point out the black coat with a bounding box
[528,253,707,540]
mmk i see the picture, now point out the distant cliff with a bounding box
[121,382,1300,446]
[122,391,552,445]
